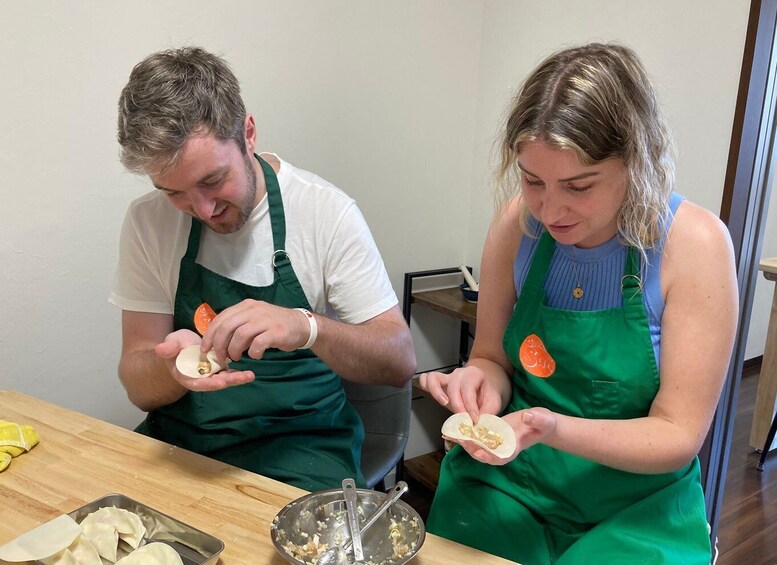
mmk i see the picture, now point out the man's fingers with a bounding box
[183,370,255,391]
[155,340,179,358]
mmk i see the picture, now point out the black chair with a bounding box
[341,378,413,489]
[756,410,777,471]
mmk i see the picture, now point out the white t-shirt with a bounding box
[109,154,398,324]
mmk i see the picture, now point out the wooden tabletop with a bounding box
[761,257,777,280]
[0,390,515,565]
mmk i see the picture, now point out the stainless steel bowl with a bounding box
[270,486,425,565]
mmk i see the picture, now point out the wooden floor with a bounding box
[401,372,777,564]
[718,372,777,564]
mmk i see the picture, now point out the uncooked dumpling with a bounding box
[80,506,146,550]
[81,521,119,561]
[175,345,229,378]
[441,413,516,459]
[114,542,184,564]
[0,514,81,561]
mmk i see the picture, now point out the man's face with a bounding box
[150,131,260,234]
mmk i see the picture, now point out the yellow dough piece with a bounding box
[0,420,40,467]
[0,452,11,472]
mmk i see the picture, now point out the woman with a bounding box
[420,43,738,564]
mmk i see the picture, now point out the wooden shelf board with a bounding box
[411,287,477,325]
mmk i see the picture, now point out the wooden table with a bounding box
[0,390,515,565]
[750,257,777,450]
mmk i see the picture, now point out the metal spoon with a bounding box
[342,478,363,561]
[316,481,409,565]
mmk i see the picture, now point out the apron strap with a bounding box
[256,154,297,286]
[621,247,643,307]
[183,217,203,262]
[521,231,555,298]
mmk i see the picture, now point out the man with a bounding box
[111,47,416,491]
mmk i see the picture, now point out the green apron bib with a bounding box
[135,155,365,491]
[428,232,711,564]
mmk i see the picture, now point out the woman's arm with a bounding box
[421,197,524,419]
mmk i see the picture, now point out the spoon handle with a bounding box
[343,481,409,553]
[342,478,364,560]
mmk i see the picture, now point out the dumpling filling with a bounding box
[457,423,504,450]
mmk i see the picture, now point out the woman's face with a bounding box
[517,140,628,248]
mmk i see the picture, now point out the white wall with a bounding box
[0,1,483,434]
[0,1,757,461]
[465,1,751,263]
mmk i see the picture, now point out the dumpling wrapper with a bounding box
[39,548,77,565]
[0,514,81,561]
[175,345,229,379]
[80,506,146,549]
[115,542,184,564]
[441,412,516,460]
[40,533,102,565]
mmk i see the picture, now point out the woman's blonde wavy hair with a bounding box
[496,43,675,258]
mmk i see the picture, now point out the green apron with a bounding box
[135,155,366,491]
[427,232,711,564]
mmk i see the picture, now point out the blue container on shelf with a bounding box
[460,282,479,303]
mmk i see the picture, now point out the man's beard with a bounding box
[206,153,258,234]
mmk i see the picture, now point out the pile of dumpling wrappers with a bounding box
[0,506,182,564]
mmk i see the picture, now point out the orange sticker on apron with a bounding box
[194,303,217,335]
[519,334,556,378]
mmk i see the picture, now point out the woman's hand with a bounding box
[456,407,558,465]
[155,329,255,392]
[419,365,504,422]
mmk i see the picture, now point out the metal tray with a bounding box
[46,493,224,565]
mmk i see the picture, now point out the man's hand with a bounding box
[199,299,310,362]
[155,328,255,392]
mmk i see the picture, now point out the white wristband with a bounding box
[295,308,318,349]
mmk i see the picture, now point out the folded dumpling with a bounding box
[82,521,119,562]
[80,506,146,550]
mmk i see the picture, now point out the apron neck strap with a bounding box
[256,154,286,252]
[184,216,203,260]
[522,231,556,294]
[255,154,296,285]
[621,246,643,306]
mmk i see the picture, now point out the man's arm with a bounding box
[312,305,416,387]
[118,311,185,411]
[200,302,416,388]
[119,310,255,412]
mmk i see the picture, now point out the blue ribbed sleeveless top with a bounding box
[513,192,685,369]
